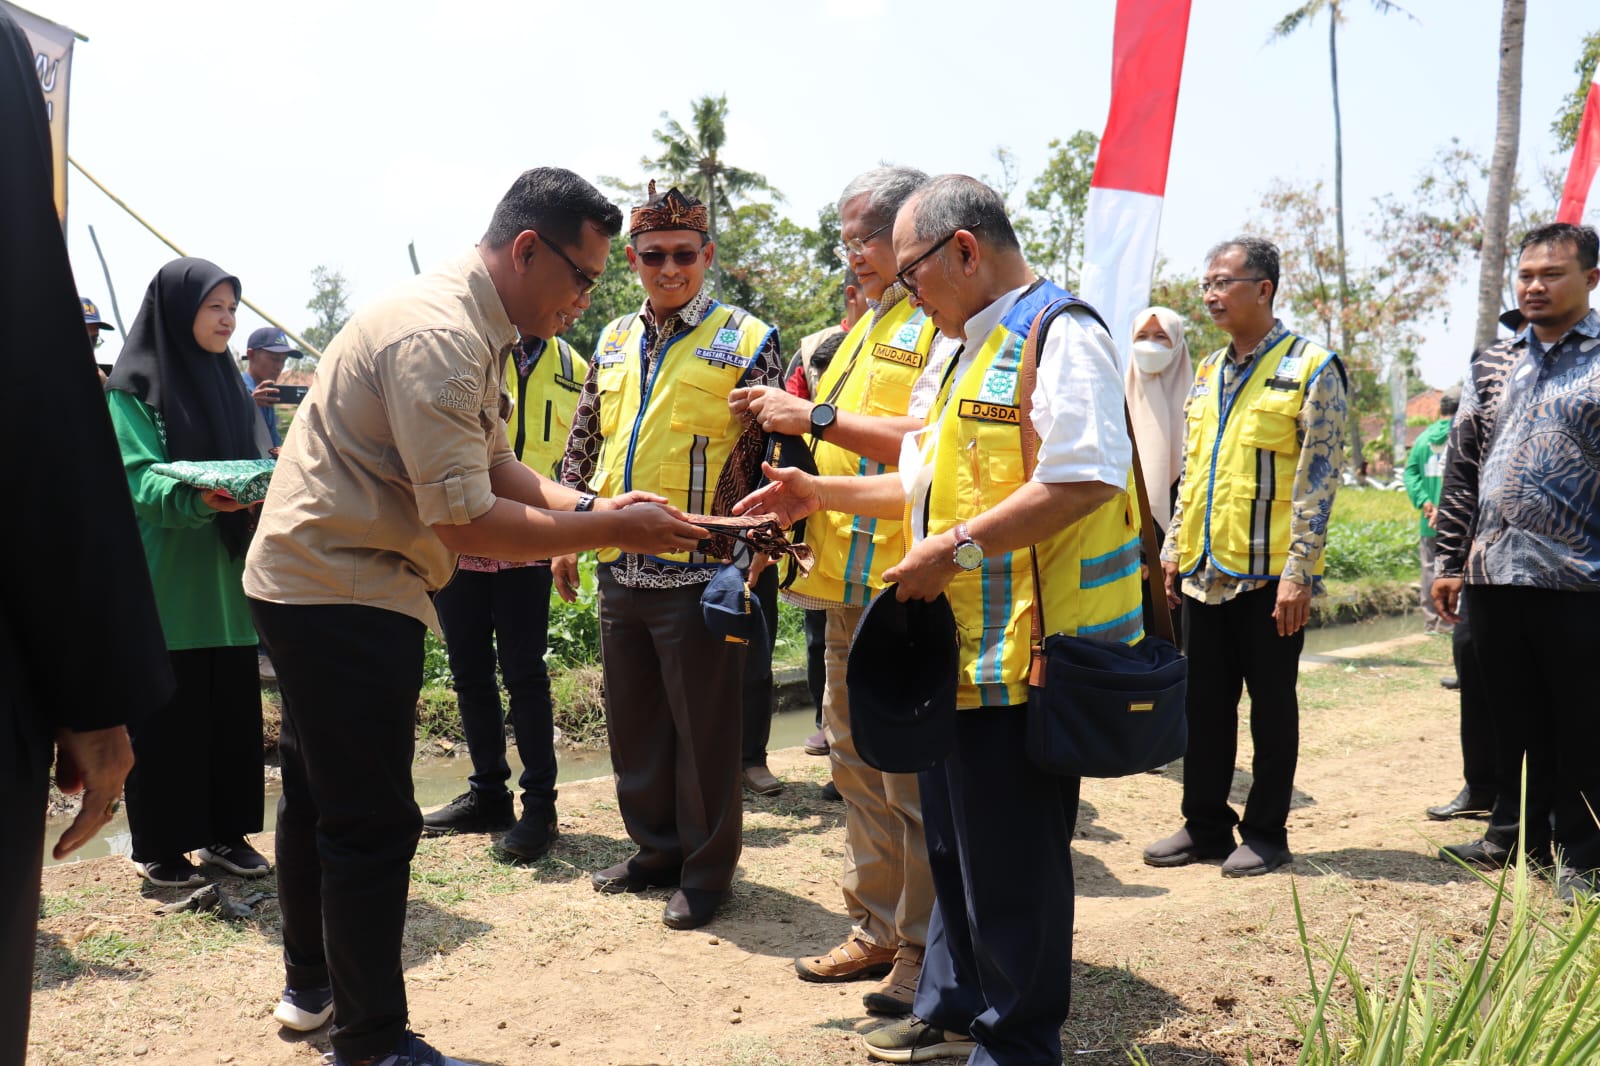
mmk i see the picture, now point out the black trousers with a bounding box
[1180,585,1304,850]
[740,565,779,767]
[914,706,1078,1066]
[1450,595,1499,794]
[597,570,744,892]
[434,565,557,809]
[251,599,424,1063]
[1469,585,1600,870]
[124,645,262,862]
[0,715,49,1066]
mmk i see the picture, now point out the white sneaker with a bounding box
[274,984,332,1031]
[257,652,277,681]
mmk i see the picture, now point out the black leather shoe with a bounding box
[498,809,558,862]
[1440,676,1460,690]
[662,887,724,930]
[590,860,679,894]
[1426,787,1495,821]
[1439,837,1514,869]
[1221,841,1293,877]
[1143,827,1234,868]
[422,789,514,836]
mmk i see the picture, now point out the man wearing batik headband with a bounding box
[559,180,782,931]
[729,166,950,1018]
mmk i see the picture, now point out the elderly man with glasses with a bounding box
[560,181,781,932]
[1143,235,1346,879]
[730,166,952,1017]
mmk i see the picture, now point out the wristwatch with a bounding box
[951,523,984,571]
[809,401,837,440]
[575,493,597,513]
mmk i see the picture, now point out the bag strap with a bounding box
[1017,302,1175,687]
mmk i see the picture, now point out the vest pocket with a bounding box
[1239,393,1301,453]
[670,369,737,437]
[597,368,627,439]
[863,374,913,418]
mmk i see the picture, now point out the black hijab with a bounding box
[106,258,259,555]
[1,10,173,732]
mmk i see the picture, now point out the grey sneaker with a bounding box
[862,1016,974,1063]
[324,1030,479,1065]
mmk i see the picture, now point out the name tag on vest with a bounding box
[696,347,752,369]
[871,343,925,369]
[596,349,626,367]
[554,374,582,392]
[957,399,1020,424]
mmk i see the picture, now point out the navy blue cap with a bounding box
[82,297,114,330]
[847,588,959,773]
[247,326,300,354]
[700,564,767,645]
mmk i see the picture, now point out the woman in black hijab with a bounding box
[106,259,273,887]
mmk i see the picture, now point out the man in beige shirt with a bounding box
[244,168,702,1066]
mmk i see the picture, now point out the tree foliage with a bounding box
[300,265,352,364]
[1553,29,1600,152]
[1021,132,1100,290]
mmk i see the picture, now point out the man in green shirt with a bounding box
[1403,388,1458,634]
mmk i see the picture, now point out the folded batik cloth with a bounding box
[150,458,277,505]
[682,512,814,577]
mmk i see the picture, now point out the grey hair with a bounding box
[907,175,1020,253]
[1204,236,1280,303]
[837,166,930,231]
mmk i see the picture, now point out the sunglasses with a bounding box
[894,223,980,299]
[541,235,600,295]
[636,247,705,268]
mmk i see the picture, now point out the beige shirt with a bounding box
[244,249,519,629]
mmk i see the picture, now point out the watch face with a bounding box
[953,541,984,570]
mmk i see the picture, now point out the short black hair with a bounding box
[1206,235,1281,305]
[909,175,1021,254]
[1518,222,1599,272]
[483,168,623,249]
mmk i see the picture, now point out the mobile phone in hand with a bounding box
[274,384,309,404]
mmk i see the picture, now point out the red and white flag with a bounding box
[1558,61,1600,227]
[1080,0,1192,365]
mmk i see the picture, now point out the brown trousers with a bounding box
[598,571,745,892]
[824,603,934,949]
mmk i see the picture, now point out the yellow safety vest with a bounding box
[788,298,938,606]
[1176,333,1341,580]
[505,337,585,480]
[927,296,1144,710]
[591,303,774,565]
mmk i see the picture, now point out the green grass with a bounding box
[1325,487,1421,581]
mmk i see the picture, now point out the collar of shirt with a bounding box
[960,283,1032,348]
[460,248,520,357]
[516,337,547,377]
[876,281,909,315]
[1224,318,1289,369]
[1514,307,1600,354]
[640,289,714,338]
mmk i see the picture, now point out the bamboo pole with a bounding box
[86,224,126,331]
[68,155,323,358]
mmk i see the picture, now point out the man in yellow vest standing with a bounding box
[422,330,587,863]
[731,167,947,1016]
[560,182,781,931]
[1144,236,1346,878]
[739,174,1144,1066]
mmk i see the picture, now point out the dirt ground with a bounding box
[31,629,1508,1066]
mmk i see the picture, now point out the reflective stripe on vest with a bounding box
[1176,333,1341,580]
[507,338,586,481]
[788,299,938,606]
[591,303,774,565]
[926,290,1143,710]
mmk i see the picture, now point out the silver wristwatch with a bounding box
[952,523,984,571]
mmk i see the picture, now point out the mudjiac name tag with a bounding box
[958,399,1020,424]
[871,343,925,369]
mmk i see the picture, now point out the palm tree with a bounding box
[1272,0,1415,465]
[644,94,778,296]
[1474,0,1526,349]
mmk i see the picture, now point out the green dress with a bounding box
[107,389,256,651]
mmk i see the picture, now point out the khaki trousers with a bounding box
[824,603,933,949]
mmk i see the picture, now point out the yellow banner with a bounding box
[2,2,77,224]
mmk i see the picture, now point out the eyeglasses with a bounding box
[541,235,600,295]
[636,247,704,268]
[1196,276,1266,297]
[834,222,890,265]
[90,330,105,349]
[894,223,980,299]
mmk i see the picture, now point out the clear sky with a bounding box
[33,0,1594,387]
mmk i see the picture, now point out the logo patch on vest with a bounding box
[714,328,741,349]
[957,399,1020,424]
[870,343,926,369]
[978,368,1016,405]
[695,347,753,369]
[1275,353,1305,378]
[895,323,920,347]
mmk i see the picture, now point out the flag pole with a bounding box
[86,223,126,331]
[68,155,323,357]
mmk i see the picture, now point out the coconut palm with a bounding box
[1474,0,1526,349]
[644,94,778,295]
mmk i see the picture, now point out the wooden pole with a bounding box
[86,224,126,332]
